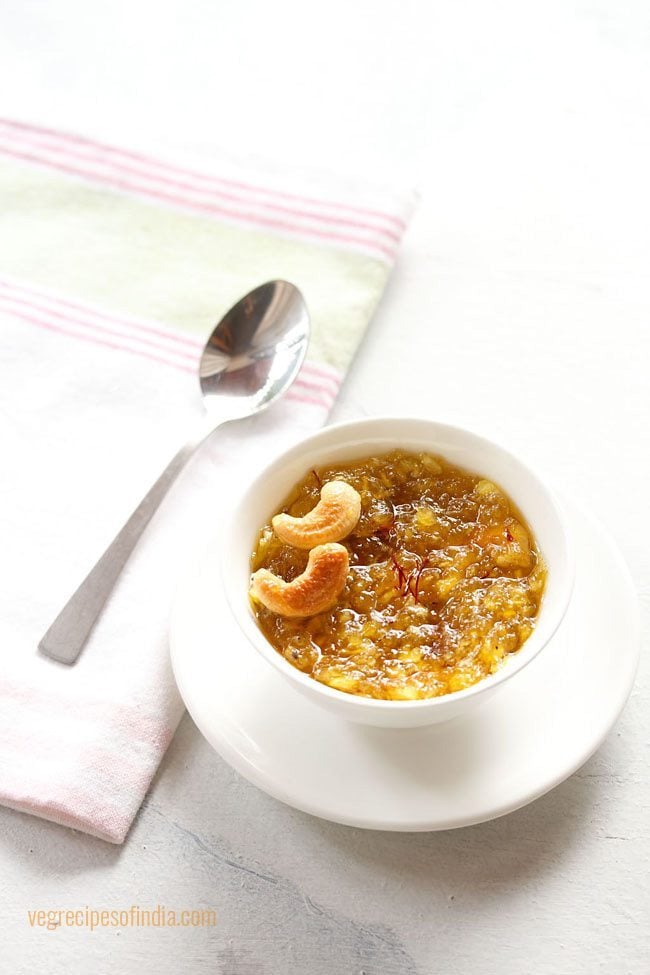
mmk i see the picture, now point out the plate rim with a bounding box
[170,498,640,831]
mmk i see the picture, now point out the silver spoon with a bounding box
[39,280,310,665]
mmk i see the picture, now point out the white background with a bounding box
[1,1,649,972]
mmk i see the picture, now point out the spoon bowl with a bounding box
[200,280,309,420]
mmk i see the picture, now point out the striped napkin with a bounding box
[0,119,414,843]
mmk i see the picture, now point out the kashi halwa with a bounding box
[249,450,546,701]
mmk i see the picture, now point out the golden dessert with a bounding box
[249,450,547,701]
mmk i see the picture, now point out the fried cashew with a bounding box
[272,480,361,548]
[249,543,349,617]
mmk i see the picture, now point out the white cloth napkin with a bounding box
[0,118,413,842]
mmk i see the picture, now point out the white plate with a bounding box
[170,497,639,831]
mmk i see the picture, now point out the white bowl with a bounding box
[222,417,574,728]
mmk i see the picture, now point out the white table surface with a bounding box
[1,1,648,972]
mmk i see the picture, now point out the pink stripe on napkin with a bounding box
[0,277,340,409]
[0,118,406,231]
[0,118,400,261]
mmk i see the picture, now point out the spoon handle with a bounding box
[38,418,217,665]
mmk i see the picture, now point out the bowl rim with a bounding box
[222,415,575,712]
